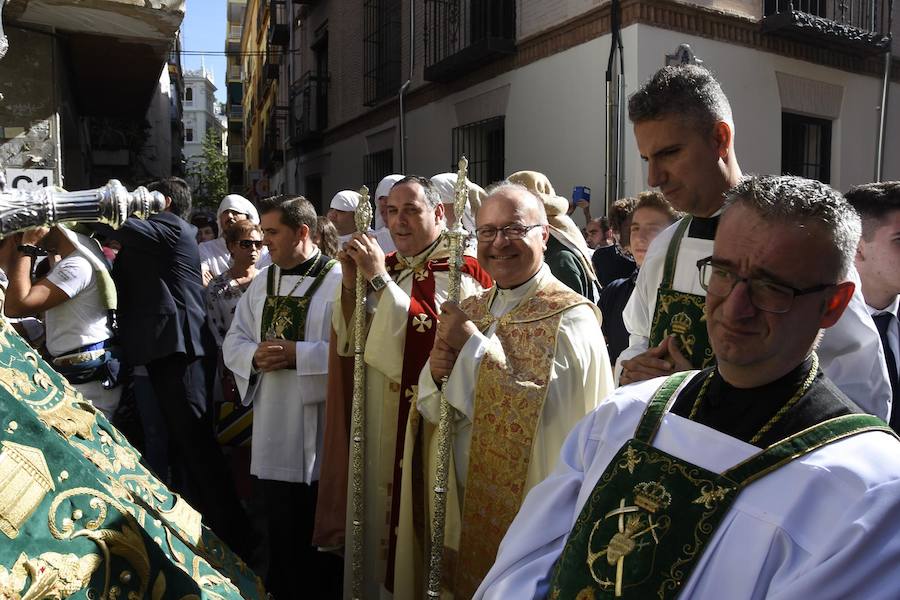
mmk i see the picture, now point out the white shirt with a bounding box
[45,251,113,356]
[869,295,899,383]
[618,218,893,419]
[223,259,342,483]
[476,376,900,599]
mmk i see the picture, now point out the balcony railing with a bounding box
[260,121,284,172]
[229,103,243,119]
[289,72,329,149]
[229,25,243,40]
[228,65,242,81]
[762,0,891,52]
[424,0,516,82]
[269,0,290,47]
[229,145,244,161]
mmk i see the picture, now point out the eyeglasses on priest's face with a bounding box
[238,239,264,250]
[696,256,835,314]
[475,224,545,243]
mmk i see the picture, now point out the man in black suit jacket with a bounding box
[105,177,253,557]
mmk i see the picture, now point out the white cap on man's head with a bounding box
[375,174,405,200]
[330,190,362,212]
[217,194,259,224]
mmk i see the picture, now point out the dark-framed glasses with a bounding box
[696,256,834,314]
[238,239,264,249]
[475,224,544,243]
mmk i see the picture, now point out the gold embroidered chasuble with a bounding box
[393,272,598,599]
[455,279,594,598]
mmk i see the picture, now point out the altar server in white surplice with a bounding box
[476,176,900,600]
[617,65,890,420]
[223,194,342,599]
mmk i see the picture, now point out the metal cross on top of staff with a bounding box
[349,184,371,600]
[427,155,468,597]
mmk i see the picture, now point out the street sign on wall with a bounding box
[5,168,55,190]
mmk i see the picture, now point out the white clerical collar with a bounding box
[493,264,549,307]
[867,295,899,319]
[396,234,445,269]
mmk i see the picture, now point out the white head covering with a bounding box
[330,190,362,212]
[217,194,259,225]
[430,173,483,233]
[374,174,405,229]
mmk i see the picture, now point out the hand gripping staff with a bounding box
[349,185,372,600]
[427,156,469,597]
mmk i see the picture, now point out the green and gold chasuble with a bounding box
[648,218,715,369]
[548,372,891,599]
[0,315,266,600]
[260,258,337,341]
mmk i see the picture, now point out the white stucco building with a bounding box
[183,66,225,173]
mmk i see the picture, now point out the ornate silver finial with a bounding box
[355,185,371,233]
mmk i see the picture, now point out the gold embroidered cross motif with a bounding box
[404,386,418,403]
[413,267,430,282]
[692,483,733,509]
[586,482,672,597]
[412,314,433,333]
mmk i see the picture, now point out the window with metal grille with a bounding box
[364,0,402,106]
[782,112,832,183]
[364,149,394,195]
[451,116,505,188]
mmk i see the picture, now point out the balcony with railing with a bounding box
[289,72,329,149]
[228,65,242,82]
[260,121,284,173]
[229,145,244,162]
[762,0,892,52]
[269,0,290,47]
[228,102,244,120]
[424,0,516,82]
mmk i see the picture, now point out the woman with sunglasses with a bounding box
[206,221,265,347]
[206,221,265,462]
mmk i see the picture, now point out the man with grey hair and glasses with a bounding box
[617,65,891,421]
[391,182,614,598]
[476,175,900,600]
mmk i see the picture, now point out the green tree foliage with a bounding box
[188,128,228,210]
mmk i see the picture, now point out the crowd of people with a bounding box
[3,64,899,599]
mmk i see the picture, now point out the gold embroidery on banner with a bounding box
[48,488,152,598]
[0,442,55,539]
[1,551,101,600]
[453,280,592,598]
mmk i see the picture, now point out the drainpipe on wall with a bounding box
[875,0,893,181]
[605,0,626,214]
[399,0,414,174]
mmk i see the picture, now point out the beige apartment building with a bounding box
[240,0,898,217]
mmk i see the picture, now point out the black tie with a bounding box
[873,312,899,431]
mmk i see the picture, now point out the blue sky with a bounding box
[181,1,228,102]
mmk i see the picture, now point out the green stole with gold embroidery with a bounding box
[547,371,893,599]
[260,259,337,341]
[648,217,715,368]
